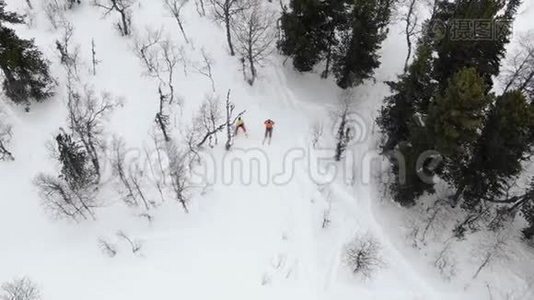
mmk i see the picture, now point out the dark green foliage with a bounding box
[279,0,330,72]
[427,68,491,195]
[462,91,534,209]
[279,0,393,89]
[56,131,94,190]
[388,138,435,206]
[67,0,82,9]
[0,0,54,105]
[332,0,393,88]
[0,1,23,23]
[428,68,489,158]
[431,0,520,89]
[522,186,534,239]
[377,37,438,206]
[377,37,435,153]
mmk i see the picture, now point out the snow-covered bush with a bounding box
[343,234,384,279]
[0,277,40,300]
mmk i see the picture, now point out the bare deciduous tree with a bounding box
[401,0,419,72]
[94,0,134,36]
[159,39,182,105]
[501,35,534,100]
[43,0,66,29]
[433,241,456,281]
[67,87,116,181]
[193,94,224,148]
[142,136,167,204]
[133,28,163,76]
[98,238,118,257]
[209,0,250,56]
[194,48,216,92]
[163,0,190,44]
[55,22,80,79]
[194,0,206,16]
[310,121,323,149]
[111,138,152,210]
[117,231,143,254]
[334,96,354,161]
[165,142,192,213]
[232,0,275,85]
[223,89,245,150]
[156,86,172,142]
[0,118,14,161]
[91,38,101,76]
[343,234,384,279]
[1,277,40,300]
[34,173,97,221]
[133,31,186,141]
[472,232,511,279]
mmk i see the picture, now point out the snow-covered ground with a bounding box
[1,0,534,299]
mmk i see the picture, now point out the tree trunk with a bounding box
[156,113,170,142]
[225,90,233,150]
[451,183,465,207]
[225,11,235,56]
[120,10,130,36]
[248,43,255,85]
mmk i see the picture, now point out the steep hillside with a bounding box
[1,0,534,299]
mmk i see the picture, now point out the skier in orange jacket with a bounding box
[263,119,275,145]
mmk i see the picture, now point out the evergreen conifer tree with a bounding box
[279,0,330,72]
[427,67,491,191]
[332,0,394,88]
[431,0,520,89]
[0,0,54,105]
[462,91,534,209]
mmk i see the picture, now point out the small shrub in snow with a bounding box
[117,231,143,255]
[0,277,40,300]
[310,121,323,149]
[343,234,384,279]
[98,238,118,257]
[433,243,457,281]
[472,232,511,279]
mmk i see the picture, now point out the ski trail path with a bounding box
[259,62,440,298]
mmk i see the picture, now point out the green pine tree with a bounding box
[0,0,54,105]
[427,67,491,190]
[431,0,520,89]
[278,0,331,72]
[56,131,95,190]
[332,0,393,88]
[462,91,534,209]
[377,36,435,152]
[377,29,437,206]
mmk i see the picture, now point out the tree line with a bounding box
[377,0,534,239]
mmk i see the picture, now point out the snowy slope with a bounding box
[1,0,534,300]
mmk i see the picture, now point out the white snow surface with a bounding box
[1,1,534,299]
